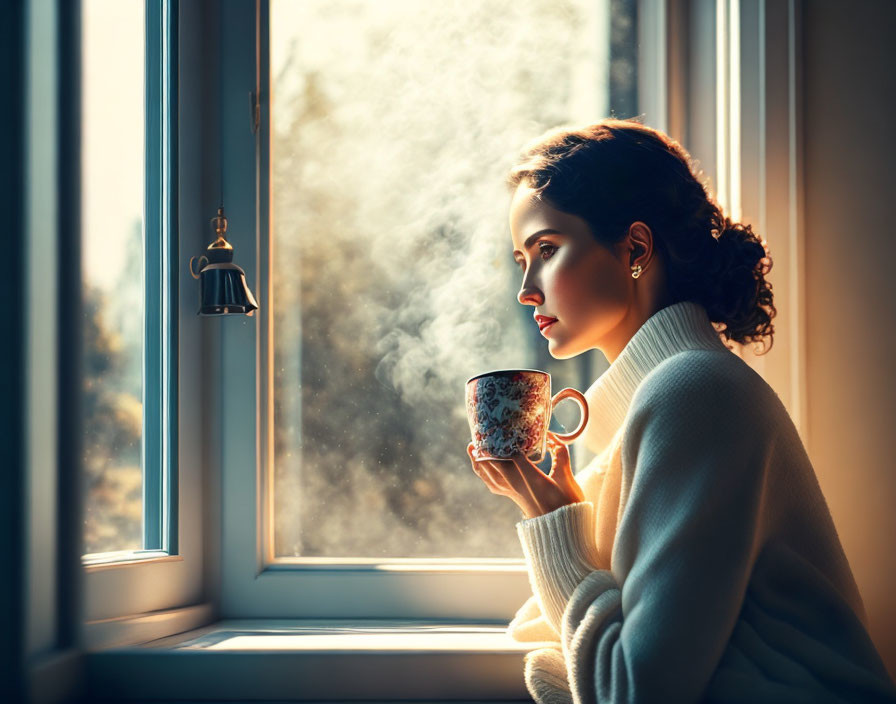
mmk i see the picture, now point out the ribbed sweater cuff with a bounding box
[516,501,603,634]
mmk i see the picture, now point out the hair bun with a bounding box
[702,220,776,352]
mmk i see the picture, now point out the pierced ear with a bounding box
[630,243,649,268]
[627,222,653,267]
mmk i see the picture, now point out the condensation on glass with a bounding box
[270,0,638,558]
[80,0,145,555]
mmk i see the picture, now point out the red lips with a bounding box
[534,314,558,331]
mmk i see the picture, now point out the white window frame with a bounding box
[666,0,807,440]
[71,0,211,647]
[21,0,210,688]
[733,0,808,443]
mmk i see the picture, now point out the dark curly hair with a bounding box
[507,118,776,354]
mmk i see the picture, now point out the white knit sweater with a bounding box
[507,301,896,703]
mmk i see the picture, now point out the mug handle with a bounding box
[549,387,589,444]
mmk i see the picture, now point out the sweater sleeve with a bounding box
[507,452,611,646]
[515,357,770,703]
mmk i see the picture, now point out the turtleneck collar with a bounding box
[578,300,732,457]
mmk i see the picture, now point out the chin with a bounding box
[547,340,588,360]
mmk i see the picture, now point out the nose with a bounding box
[517,274,544,307]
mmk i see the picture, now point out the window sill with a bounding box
[85,619,550,701]
[82,550,181,571]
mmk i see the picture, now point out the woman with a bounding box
[466,119,896,703]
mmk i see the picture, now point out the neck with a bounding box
[579,300,731,456]
[601,288,676,364]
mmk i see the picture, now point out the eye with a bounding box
[515,241,558,270]
[538,242,557,259]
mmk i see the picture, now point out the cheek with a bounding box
[552,253,626,315]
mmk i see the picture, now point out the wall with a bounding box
[802,0,896,680]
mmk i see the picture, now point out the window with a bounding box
[27,0,207,646]
[80,0,146,557]
[20,0,812,686]
[78,0,216,638]
[218,0,647,618]
[80,0,178,565]
[216,0,806,623]
[268,0,641,561]
[17,0,811,689]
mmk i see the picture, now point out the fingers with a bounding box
[546,432,569,459]
[508,451,548,503]
[545,433,585,503]
[481,461,514,493]
[467,443,487,481]
[546,433,570,472]
[499,459,541,516]
[468,444,537,508]
[467,443,512,493]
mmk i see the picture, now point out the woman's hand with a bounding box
[466,432,586,520]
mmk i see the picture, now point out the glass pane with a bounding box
[271,0,636,558]
[81,0,145,555]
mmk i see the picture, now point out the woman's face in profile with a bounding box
[509,183,632,360]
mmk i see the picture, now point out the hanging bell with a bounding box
[189,207,258,316]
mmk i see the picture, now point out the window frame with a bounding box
[665,0,807,441]
[80,0,210,638]
[16,0,807,689]
[733,0,808,441]
[78,0,177,567]
[142,0,179,553]
[217,0,807,619]
[217,0,677,619]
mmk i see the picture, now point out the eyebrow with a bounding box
[512,228,562,258]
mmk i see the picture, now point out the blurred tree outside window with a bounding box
[81,0,145,556]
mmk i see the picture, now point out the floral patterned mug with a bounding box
[465,369,589,462]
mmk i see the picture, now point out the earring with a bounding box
[631,264,643,279]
